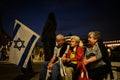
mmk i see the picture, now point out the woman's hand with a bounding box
[84,56,97,65]
[62,57,70,62]
[61,54,67,61]
[61,57,67,61]
[84,59,89,65]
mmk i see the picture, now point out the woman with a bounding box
[84,31,113,80]
[62,35,84,80]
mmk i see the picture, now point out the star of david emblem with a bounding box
[14,37,25,51]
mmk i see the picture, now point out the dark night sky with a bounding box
[1,0,120,40]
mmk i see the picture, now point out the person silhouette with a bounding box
[41,12,57,61]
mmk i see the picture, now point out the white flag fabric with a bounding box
[9,19,40,68]
[59,57,67,77]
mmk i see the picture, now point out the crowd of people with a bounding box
[38,31,114,80]
[0,12,114,80]
[19,13,114,80]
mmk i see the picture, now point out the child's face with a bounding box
[70,39,78,47]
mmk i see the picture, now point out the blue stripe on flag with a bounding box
[13,24,21,39]
[18,35,36,67]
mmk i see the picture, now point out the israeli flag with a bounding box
[9,19,40,68]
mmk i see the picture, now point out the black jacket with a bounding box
[98,41,114,79]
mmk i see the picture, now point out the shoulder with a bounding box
[98,42,107,51]
[63,43,68,46]
[77,46,84,51]
[77,46,83,49]
[54,46,58,50]
[62,43,69,49]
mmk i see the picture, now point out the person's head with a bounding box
[88,31,101,45]
[48,12,56,20]
[70,35,80,47]
[56,34,65,47]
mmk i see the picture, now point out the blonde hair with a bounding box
[79,40,83,47]
[71,35,80,44]
[88,31,101,40]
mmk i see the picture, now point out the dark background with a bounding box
[1,0,120,40]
